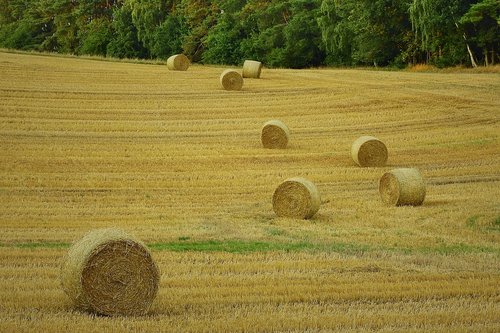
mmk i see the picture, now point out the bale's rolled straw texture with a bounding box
[379,168,426,206]
[261,120,290,149]
[273,177,321,219]
[61,228,160,316]
[220,69,243,91]
[242,60,263,78]
[351,136,388,167]
[167,54,190,71]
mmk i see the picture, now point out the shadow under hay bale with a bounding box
[167,54,190,71]
[242,60,263,79]
[261,120,290,149]
[379,168,426,206]
[351,136,388,167]
[61,228,160,316]
[220,69,243,91]
[273,177,321,219]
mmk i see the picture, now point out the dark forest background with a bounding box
[0,0,498,68]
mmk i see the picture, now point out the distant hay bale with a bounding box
[242,60,263,78]
[379,168,426,206]
[61,228,160,316]
[220,69,243,91]
[167,54,190,71]
[261,120,290,149]
[273,177,320,219]
[351,136,388,167]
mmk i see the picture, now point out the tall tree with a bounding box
[319,0,412,66]
[238,0,324,68]
[107,5,148,58]
[318,0,355,66]
[202,11,244,65]
[125,0,174,56]
[351,0,412,66]
[0,0,55,51]
[410,0,477,66]
[151,13,186,58]
[177,0,219,61]
[460,0,499,65]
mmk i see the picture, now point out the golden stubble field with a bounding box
[0,51,499,332]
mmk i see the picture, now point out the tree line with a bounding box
[0,0,498,68]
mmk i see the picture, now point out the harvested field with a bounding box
[0,51,499,332]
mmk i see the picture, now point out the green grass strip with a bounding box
[148,240,369,254]
[0,240,497,255]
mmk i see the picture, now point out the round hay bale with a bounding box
[167,54,190,71]
[351,136,388,167]
[220,69,243,91]
[61,228,160,316]
[261,120,290,149]
[242,60,263,78]
[273,177,321,219]
[379,168,426,206]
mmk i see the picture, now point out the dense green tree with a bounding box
[0,0,498,68]
[319,0,412,67]
[74,1,122,56]
[202,12,243,64]
[318,0,355,65]
[151,14,187,59]
[281,0,325,68]
[0,0,55,50]
[238,0,324,68]
[177,0,219,61]
[126,0,172,53]
[460,0,499,65]
[78,18,112,56]
[107,6,148,58]
[352,0,412,66]
[410,0,478,66]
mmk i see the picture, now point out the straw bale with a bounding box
[167,54,190,71]
[272,177,320,219]
[261,120,290,149]
[351,136,388,167]
[242,60,263,78]
[379,168,426,206]
[61,228,160,316]
[220,69,243,91]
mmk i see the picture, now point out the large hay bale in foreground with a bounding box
[273,177,320,219]
[167,54,190,71]
[220,69,243,91]
[61,228,160,316]
[242,60,263,78]
[379,168,426,206]
[351,136,388,167]
[261,120,290,149]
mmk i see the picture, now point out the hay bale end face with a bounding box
[261,120,290,149]
[167,54,190,71]
[379,168,426,206]
[242,60,263,79]
[220,69,244,91]
[351,136,388,167]
[61,228,160,316]
[273,177,321,219]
